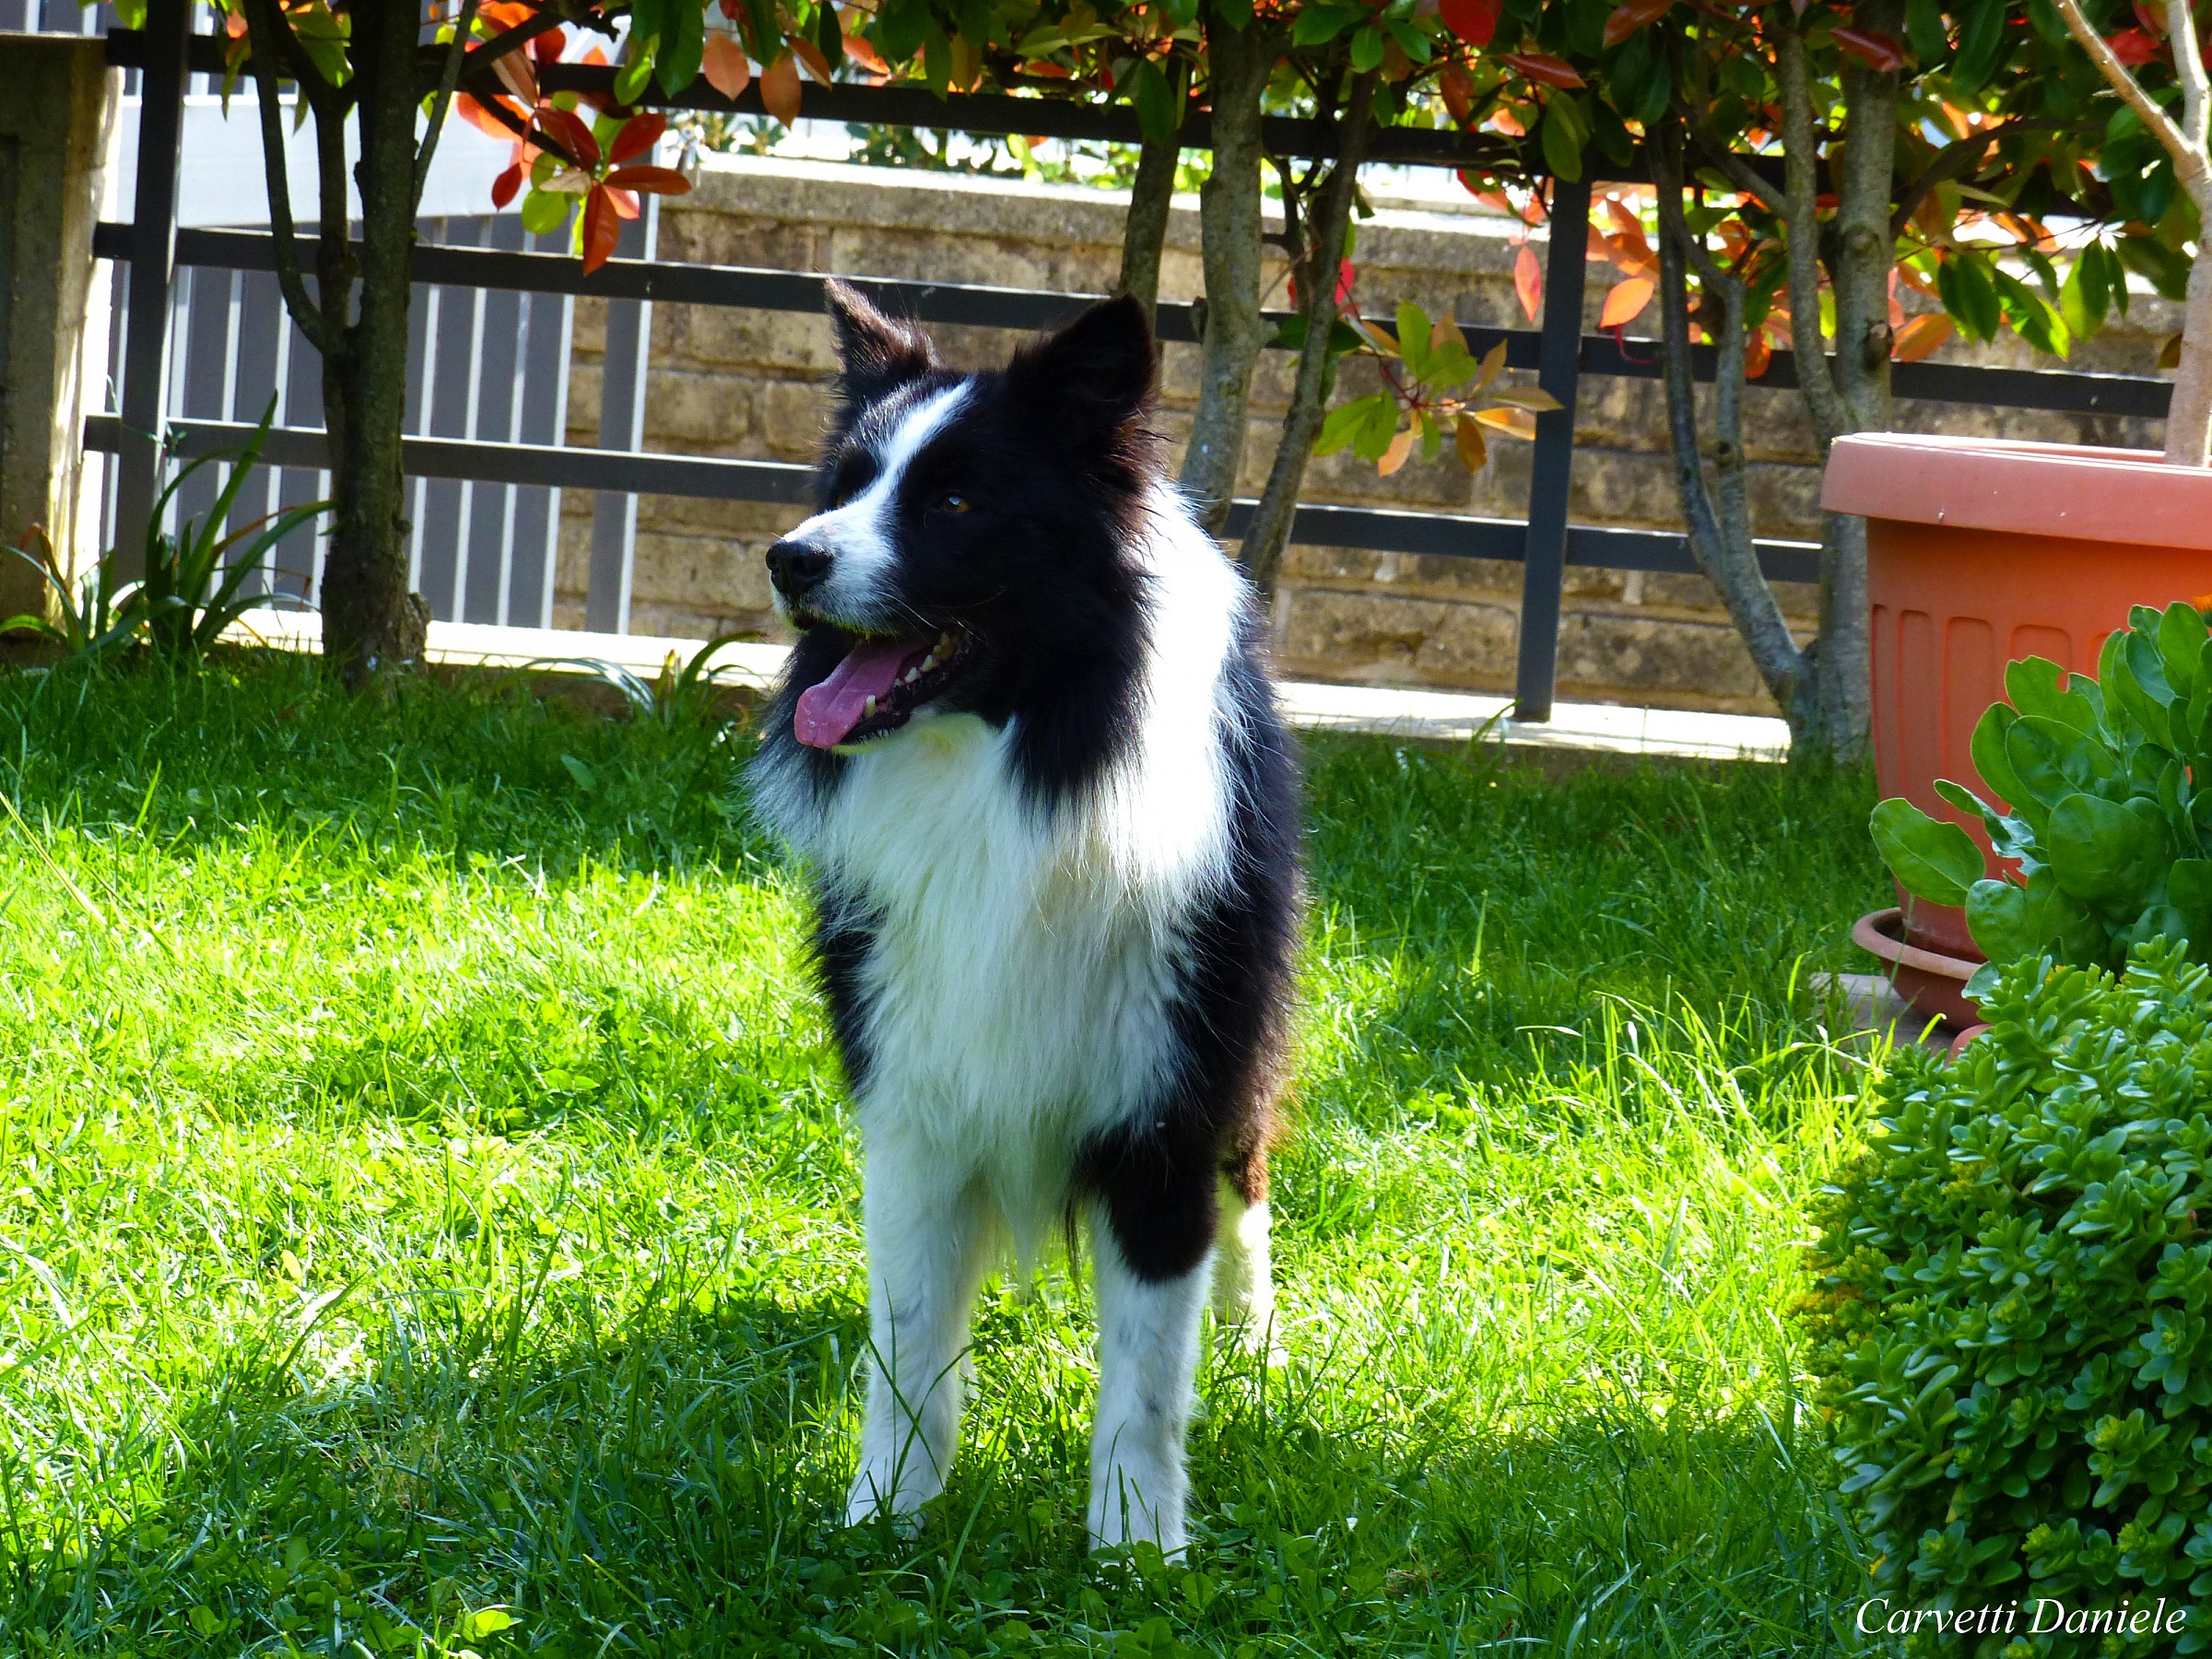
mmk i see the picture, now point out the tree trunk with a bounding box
[2171,240,2212,465]
[1117,133,1179,323]
[1651,124,1809,723]
[317,0,428,688]
[1240,69,1377,596]
[1178,13,1272,535]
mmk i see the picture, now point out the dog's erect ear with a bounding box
[824,278,936,401]
[1007,293,1155,440]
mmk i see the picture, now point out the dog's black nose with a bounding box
[766,537,833,598]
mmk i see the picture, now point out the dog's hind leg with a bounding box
[848,1146,994,1531]
[1209,1142,1283,1362]
[1087,1221,1209,1558]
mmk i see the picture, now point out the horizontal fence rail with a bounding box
[96,226,2177,420]
[82,415,1825,582]
[88,17,2171,719]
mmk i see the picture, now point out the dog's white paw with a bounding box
[845,1469,931,1535]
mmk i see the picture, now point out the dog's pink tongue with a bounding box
[794,636,927,748]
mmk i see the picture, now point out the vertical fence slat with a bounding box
[1511,173,1592,724]
[112,0,190,578]
[586,201,656,635]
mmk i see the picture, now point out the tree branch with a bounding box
[241,0,342,359]
[1889,117,2054,236]
[1772,24,1846,443]
[2050,0,2212,198]
[416,0,486,215]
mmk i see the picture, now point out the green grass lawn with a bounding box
[0,654,1890,1657]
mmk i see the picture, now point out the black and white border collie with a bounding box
[748,282,1300,1554]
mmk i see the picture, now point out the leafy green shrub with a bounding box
[1871,603,2212,994]
[1802,939,2212,1653]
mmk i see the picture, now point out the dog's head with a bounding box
[768,282,1159,752]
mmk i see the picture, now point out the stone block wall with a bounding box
[558,153,2173,715]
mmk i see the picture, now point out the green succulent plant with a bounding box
[1872,602,2212,997]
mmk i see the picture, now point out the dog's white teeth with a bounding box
[920,655,938,673]
[864,695,877,715]
[903,667,920,685]
[936,630,955,653]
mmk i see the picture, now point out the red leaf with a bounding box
[1598,275,1653,327]
[844,31,891,75]
[1514,243,1543,322]
[2134,0,2168,34]
[1501,52,1584,88]
[582,185,620,273]
[1439,0,1502,46]
[1892,312,1954,362]
[761,53,803,124]
[608,112,666,165]
[791,37,836,84]
[1745,329,1771,379]
[605,164,692,194]
[456,91,526,141]
[530,25,568,62]
[702,31,752,99]
[1603,0,1672,47]
[1831,26,1904,68]
[1440,61,1476,124]
[535,105,600,168]
[492,49,540,105]
[491,160,524,208]
[2107,25,2164,60]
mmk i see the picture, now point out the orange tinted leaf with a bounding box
[492,49,540,104]
[1892,312,1954,362]
[761,53,802,123]
[491,160,524,208]
[1377,426,1415,477]
[606,186,641,220]
[1473,406,1539,438]
[1490,385,1562,411]
[1831,26,1904,68]
[1745,330,1771,379]
[844,31,890,74]
[582,185,620,273]
[605,164,691,194]
[456,92,525,140]
[1603,0,1671,48]
[1599,276,1653,327]
[530,25,568,61]
[1454,412,1488,472]
[702,30,752,98]
[791,37,836,82]
[1501,52,1583,88]
[1513,243,1543,322]
[1440,61,1476,124]
[608,111,665,164]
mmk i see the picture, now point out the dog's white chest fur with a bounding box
[786,502,1244,1247]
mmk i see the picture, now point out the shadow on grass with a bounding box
[1,1265,1869,1658]
[0,651,765,878]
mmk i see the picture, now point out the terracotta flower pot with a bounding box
[1824,435,2212,986]
[1852,907,1981,1030]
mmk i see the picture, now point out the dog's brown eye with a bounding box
[934,492,971,514]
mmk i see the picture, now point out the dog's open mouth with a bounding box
[794,626,971,749]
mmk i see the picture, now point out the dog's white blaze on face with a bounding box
[771,382,971,631]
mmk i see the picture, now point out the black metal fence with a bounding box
[85,3,2177,720]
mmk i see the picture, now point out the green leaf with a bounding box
[520,189,571,237]
[559,754,600,793]
[1994,268,2070,359]
[2159,601,2207,702]
[2061,246,2111,343]
[2117,234,2193,302]
[1129,57,1178,146]
[1972,702,2030,810]
[2006,655,2098,737]
[1292,4,1363,43]
[1967,877,2041,963]
[1396,302,1432,378]
[1950,0,2010,93]
[2168,858,2212,937]
[657,0,705,95]
[1317,394,1391,456]
[2043,793,2169,912]
[1349,23,1386,70]
[1937,253,2003,344]
[1540,94,1587,184]
[1870,798,1985,907]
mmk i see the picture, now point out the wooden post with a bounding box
[112,0,189,579]
[585,196,656,634]
[1512,173,1591,723]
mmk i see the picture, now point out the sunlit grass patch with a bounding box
[0,654,1887,1655]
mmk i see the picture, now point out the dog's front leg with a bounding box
[1088,1226,1209,1557]
[848,1143,991,1530]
